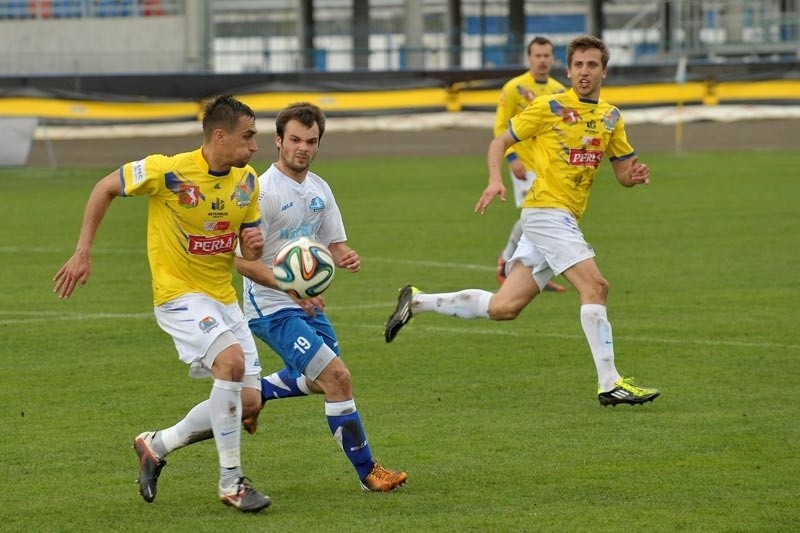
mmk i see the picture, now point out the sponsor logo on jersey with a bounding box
[309,196,325,212]
[281,201,293,211]
[279,223,317,240]
[198,315,219,334]
[569,149,603,167]
[202,221,231,231]
[562,108,581,124]
[179,184,200,208]
[188,232,236,255]
[132,159,146,186]
[211,198,225,210]
[582,136,602,147]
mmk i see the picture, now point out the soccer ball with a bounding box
[273,237,336,299]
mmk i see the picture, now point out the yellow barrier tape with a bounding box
[1,81,797,122]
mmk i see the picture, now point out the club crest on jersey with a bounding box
[198,316,220,334]
[231,173,256,207]
[178,184,200,208]
[602,108,621,131]
[562,108,581,125]
[309,196,325,212]
[165,172,205,207]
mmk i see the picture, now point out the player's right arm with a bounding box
[235,256,325,315]
[53,170,122,299]
[475,130,517,214]
[236,256,279,290]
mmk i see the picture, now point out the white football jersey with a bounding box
[242,163,347,318]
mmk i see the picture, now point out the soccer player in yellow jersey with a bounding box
[53,95,272,512]
[494,36,566,292]
[385,36,660,407]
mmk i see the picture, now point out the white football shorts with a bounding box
[154,293,262,380]
[508,207,596,291]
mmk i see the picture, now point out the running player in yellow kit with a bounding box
[53,95,272,512]
[385,36,660,407]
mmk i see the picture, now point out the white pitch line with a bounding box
[367,257,494,271]
[1,246,496,271]
[2,309,796,351]
[351,323,800,351]
[0,246,143,255]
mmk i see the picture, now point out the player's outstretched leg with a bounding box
[384,284,419,343]
[598,377,660,406]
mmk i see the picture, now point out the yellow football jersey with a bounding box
[120,148,261,306]
[494,72,566,167]
[510,89,635,220]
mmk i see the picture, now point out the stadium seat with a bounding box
[51,0,81,18]
[142,0,163,16]
[28,1,53,19]
[95,0,133,17]
[3,0,30,19]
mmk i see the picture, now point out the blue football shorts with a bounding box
[248,307,339,381]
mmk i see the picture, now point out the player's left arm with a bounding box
[611,155,650,187]
[607,114,649,188]
[238,224,264,260]
[328,241,360,273]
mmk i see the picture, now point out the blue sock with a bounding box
[325,399,374,480]
[260,368,309,403]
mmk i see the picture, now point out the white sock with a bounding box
[296,375,311,394]
[209,379,243,483]
[155,400,212,457]
[580,304,621,392]
[414,289,492,319]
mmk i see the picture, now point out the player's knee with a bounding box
[319,362,352,398]
[488,300,523,321]
[330,364,352,390]
[593,276,610,300]
[211,342,245,382]
[580,276,609,303]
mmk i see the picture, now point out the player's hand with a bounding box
[53,253,91,299]
[239,227,264,259]
[293,294,324,316]
[509,159,528,180]
[629,157,650,185]
[338,249,360,273]
[474,181,506,214]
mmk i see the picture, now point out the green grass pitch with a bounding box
[1,148,799,531]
